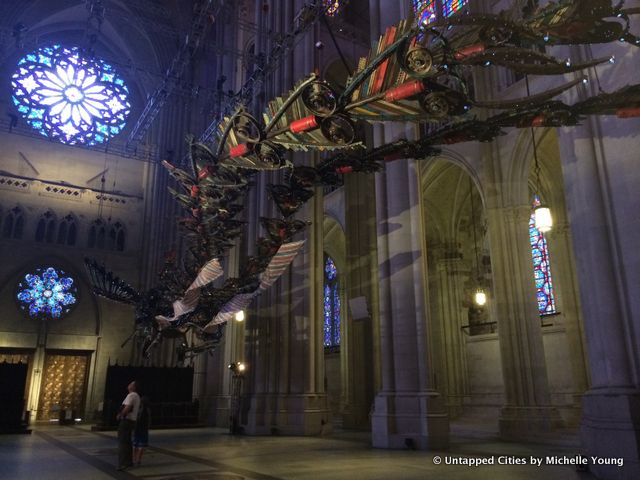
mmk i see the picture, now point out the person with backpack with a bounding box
[133,396,151,466]
[116,380,140,471]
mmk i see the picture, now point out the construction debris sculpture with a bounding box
[85,0,640,361]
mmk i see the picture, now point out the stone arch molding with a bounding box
[323,214,346,272]
[507,128,565,208]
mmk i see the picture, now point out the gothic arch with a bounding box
[322,214,347,419]
[35,210,57,243]
[420,156,498,419]
[1,205,26,240]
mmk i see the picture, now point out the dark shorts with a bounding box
[133,431,148,447]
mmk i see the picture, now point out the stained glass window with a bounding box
[88,219,104,249]
[16,267,77,319]
[442,0,468,17]
[413,0,437,25]
[108,221,126,251]
[35,211,57,243]
[323,0,342,16]
[2,206,24,239]
[11,44,131,145]
[88,218,126,251]
[323,255,341,348]
[529,196,556,315]
[57,214,77,246]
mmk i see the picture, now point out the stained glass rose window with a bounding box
[11,45,131,145]
[17,267,77,319]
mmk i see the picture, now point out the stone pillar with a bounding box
[545,220,588,425]
[341,172,379,429]
[434,257,470,418]
[557,117,640,479]
[486,204,562,438]
[370,158,449,450]
[27,322,48,422]
[242,167,331,436]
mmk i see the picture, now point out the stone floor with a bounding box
[0,423,600,480]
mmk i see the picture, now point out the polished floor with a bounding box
[0,423,597,480]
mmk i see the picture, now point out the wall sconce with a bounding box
[228,361,246,374]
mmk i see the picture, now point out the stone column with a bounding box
[545,220,588,425]
[370,157,449,450]
[486,203,562,438]
[558,118,640,479]
[434,257,470,418]
[341,172,380,429]
[27,321,48,422]
[242,179,331,435]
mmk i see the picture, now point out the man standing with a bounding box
[116,380,140,470]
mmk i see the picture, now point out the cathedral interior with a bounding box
[0,1,639,479]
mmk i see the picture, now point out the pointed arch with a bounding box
[88,219,106,249]
[89,218,126,252]
[35,210,57,243]
[2,206,25,239]
[323,253,341,348]
[108,221,126,252]
[57,213,78,246]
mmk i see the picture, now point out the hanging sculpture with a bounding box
[85,0,640,361]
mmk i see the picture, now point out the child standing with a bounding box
[133,396,151,466]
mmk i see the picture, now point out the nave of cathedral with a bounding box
[0,1,639,479]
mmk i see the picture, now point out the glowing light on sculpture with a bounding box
[16,267,77,319]
[413,0,437,25]
[529,196,556,315]
[323,0,341,16]
[443,0,468,17]
[323,255,340,347]
[11,45,130,145]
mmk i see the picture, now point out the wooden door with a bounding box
[38,352,90,421]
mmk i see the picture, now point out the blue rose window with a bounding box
[11,45,131,145]
[17,267,77,318]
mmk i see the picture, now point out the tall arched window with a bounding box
[529,196,556,315]
[107,221,126,252]
[2,206,25,239]
[88,219,106,249]
[89,219,125,251]
[35,211,57,243]
[323,255,341,348]
[413,0,468,25]
[56,214,77,246]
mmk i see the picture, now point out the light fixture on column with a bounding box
[526,76,553,233]
[228,361,246,373]
[234,310,245,322]
[469,178,487,307]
